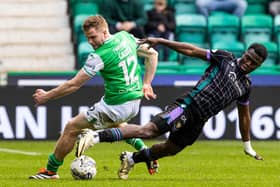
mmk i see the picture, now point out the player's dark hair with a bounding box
[247,43,267,61]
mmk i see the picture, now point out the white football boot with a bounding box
[76,129,99,157]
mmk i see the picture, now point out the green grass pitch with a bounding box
[0,140,279,187]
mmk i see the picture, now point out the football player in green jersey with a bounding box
[29,15,158,180]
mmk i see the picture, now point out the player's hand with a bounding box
[122,21,135,31]
[138,37,161,48]
[157,24,165,32]
[244,149,264,161]
[143,84,157,100]
[32,89,49,106]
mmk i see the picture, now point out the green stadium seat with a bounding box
[168,49,178,61]
[77,41,94,68]
[241,14,273,44]
[246,0,267,3]
[252,64,280,75]
[274,15,280,44]
[156,47,178,61]
[174,0,195,2]
[72,2,99,16]
[208,14,240,43]
[151,60,208,74]
[167,0,175,7]
[142,0,154,3]
[245,0,268,14]
[209,11,230,16]
[180,63,208,74]
[144,3,153,11]
[176,14,207,44]
[246,41,278,66]
[179,43,209,65]
[73,14,92,43]
[179,55,207,66]
[142,61,180,74]
[70,0,103,8]
[174,3,197,15]
[142,0,154,11]
[245,4,266,15]
[212,40,245,58]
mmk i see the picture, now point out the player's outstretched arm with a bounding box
[32,70,91,106]
[237,103,264,160]
[139,37,208,60]
[137,44,158,100]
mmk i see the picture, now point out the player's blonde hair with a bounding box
[83,15,109,33]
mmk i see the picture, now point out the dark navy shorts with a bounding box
[151,103,205,148]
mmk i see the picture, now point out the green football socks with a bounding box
[126,138,147,151]
[46,153,64,172]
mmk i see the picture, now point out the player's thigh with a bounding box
[68,112,93,130]
[168,120,204,148]
[86,98,140,129]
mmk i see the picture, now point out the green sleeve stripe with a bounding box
[82,67,95,77]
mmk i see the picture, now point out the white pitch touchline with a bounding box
[0,148,41,156]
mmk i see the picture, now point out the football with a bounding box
[70,155,97,180]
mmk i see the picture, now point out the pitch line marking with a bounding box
[0,148,41,156]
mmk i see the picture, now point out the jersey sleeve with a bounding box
[208,49,234,65]
[236,88,251,106]
[82,53,104,77]
[122,31,138,43]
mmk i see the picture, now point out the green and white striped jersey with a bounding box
[83,31,143,105]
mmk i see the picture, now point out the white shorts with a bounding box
[84,97,141,130]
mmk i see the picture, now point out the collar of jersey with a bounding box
[104,35,113,44]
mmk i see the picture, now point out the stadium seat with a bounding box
[168,49,178,61]
[274,15,280,44]
[176,14,207,44]
[77,41,94,68]
[152,60,208,74]
[72,2,98,17]
[212,40,245,58]
[174,0,195,2]
[208,14,240,43]
[144,3,153,11]
[73,14,92,43]
[252,65,280,75]
[241,14,273,44]
[167,0,175,7]
[179,43,209,65]
[142,61,180,74]
[70,0,102,9]
[246,0,267,3]
[179,55,207,66]
[245,4,266,15]
[246,41,278,66]
[142,0,154,3]
[174,2,197,15]
[156,46,178,61]
[209,11,230,16]
[142,0,154,11]
[245,0,268,15]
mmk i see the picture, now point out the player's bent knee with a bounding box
[138,123,159,139]
[63,120,81,137]
[137,128,155,139]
